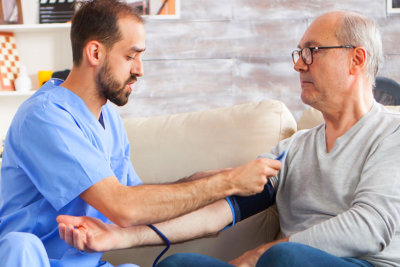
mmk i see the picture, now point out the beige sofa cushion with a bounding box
[103,100,296,266]
[124,100,297,184]
[297,107,324,131]
[297,105,400,130]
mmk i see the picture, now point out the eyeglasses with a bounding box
[291,46,356,65]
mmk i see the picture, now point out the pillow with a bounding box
[297,105,400,131]
[297,107,324,131]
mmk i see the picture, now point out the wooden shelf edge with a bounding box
[0,23,71,32]
[0,91,35,96]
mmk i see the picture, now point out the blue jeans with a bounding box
[157,242,374,267]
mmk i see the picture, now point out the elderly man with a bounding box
[56,10,400,267]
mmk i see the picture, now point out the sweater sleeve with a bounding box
[290,130,400,257]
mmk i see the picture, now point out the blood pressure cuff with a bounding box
[226,179,276,223]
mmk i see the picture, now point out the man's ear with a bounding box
[85,41,104,66]
[349,47,367,76]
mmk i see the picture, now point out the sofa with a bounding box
[103,99,297,266]
[103,100,400,266]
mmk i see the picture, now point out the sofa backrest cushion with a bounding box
[297,105,400,130]
[123,100,297,184]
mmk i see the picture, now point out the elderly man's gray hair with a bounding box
[335,11,383,86]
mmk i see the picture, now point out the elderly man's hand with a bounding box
[229,237,289,267]
[57,215,126,252]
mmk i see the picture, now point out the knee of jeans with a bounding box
[2,232,43,251]
[157,253,189,267]
[256,242,300,267]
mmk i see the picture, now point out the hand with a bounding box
[229,158,281,196]
[229,247,261,267]
[229,237,289,267]
[57,215,126,252]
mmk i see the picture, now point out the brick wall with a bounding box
[118,0,400,120]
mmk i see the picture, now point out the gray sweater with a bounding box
[267,102,400,266]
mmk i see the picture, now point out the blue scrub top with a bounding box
[0,79,142,266]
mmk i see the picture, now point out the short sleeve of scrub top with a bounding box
[14,91,119,211]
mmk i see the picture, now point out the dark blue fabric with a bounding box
[256,242,374,267]
[157,253,233,267]
[227,179,275,223]
[156,243,373,267]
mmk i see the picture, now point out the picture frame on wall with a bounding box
[388,0,400,14]
[0,0,23,24]
[123,0,179,18]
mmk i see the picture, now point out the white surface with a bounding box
[0,23,71,32]
[0,91,35,96]
[14,66,32,92]
[0,95,31,137]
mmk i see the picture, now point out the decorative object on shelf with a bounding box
[39,0,75,24]
[0,136,4,159]
[38,70,53,87]
[0,32,20,91]
[388,0,400,14]
[0,0,23,24]
[14,65,31,92]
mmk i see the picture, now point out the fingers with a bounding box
[57,215,84,227]
[231,158,282,196]
[259,158,282,170]
[73,227,86,251]
[58,221,88,251]
[254,158,281,178]
[86,231,95,252]
[65,225,74,247]
[59,223,66,241]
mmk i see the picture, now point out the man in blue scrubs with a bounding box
[0,0,281,266]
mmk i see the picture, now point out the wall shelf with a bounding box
[0,23,71,33]
[0,91,35,96]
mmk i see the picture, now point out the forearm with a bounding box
[120,174,235,226]
[121,199,232,247]
[81,158,281,227]
[290,203,396,257]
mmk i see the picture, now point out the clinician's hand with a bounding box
[57,215,126,252]
[228,158,281,196]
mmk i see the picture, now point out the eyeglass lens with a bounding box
[292,48,312,65]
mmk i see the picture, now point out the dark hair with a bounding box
[71,0,144,66]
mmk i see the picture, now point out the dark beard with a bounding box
[96,61,137,106]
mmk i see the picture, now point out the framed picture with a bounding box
[123,0,179,18]
[0,0,23,24]
[387,0,400,14]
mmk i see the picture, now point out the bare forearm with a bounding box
[118,174,235,226]
[81,158,281,227]
[122,199,233,247]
